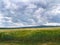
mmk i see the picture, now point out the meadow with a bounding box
[0,27,60,45]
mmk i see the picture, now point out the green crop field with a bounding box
[0,27,60,45]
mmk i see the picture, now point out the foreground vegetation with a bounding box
[0,27,60,45]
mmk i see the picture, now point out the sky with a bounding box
[0,0,60,27]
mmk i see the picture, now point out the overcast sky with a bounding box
[0,0,60,27]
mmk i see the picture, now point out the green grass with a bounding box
[0,27,60,45]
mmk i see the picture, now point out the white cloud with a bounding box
[47,4,60,15]
[3,0,11,9]
[34,8,45,15]
[11,0,30,3]
[26,4,37,8]
[0,0,60,27]
[44,23,60,26]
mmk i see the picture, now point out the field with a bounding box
[0,27,60,45]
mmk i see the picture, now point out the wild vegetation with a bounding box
[0,27,60,45]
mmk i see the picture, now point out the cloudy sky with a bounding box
[0,0,60,27]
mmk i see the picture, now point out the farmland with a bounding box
[0,27,60,45]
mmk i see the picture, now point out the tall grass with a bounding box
[0,29,60,43]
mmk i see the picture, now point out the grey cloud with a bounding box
[0,0,60,27]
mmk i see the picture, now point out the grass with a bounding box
[0,27,60,45]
